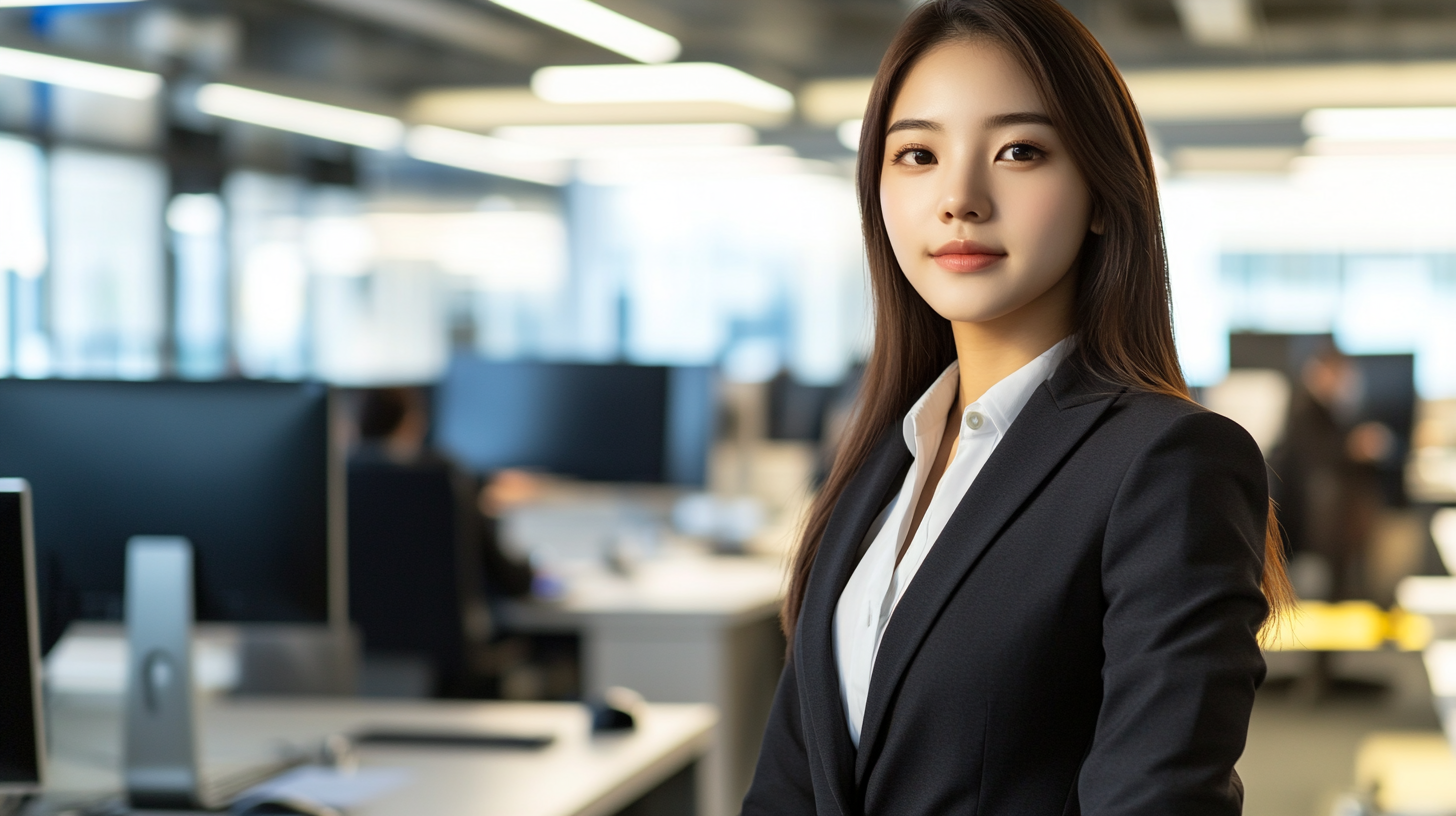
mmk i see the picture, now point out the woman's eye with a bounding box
[998,143,1043,163]
[896,148,936,166]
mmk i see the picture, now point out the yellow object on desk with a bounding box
[1354,733,1456,815]
[1264,601,1389,651]
[1261,602,1434,652]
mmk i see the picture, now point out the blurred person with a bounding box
[352,387,534,600]
[744,2,1292,815]
[1271,346,1392,601]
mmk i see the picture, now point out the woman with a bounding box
[743,1,1293,814]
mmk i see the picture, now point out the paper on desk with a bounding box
[239,766,412,808]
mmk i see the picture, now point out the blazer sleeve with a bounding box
[1079,409,1269,816]
[742,654,817,816]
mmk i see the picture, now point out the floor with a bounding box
[1239,651,1444,816]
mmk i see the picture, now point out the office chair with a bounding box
[347,459,493,697]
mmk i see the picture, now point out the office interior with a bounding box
[2,0,1456,814]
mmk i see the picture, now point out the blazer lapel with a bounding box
[853,366,1123,783]
[796,423,911,816]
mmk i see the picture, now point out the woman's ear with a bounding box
[1089,205,1105,236]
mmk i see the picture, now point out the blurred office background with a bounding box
[7,0,1456,814]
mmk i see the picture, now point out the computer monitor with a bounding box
[0,479,44,793]
[767,373,838,442]
[435,358,715,486]
[0,380,339,651]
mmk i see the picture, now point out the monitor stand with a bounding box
[123,536,203,810]
[122,538,302,812]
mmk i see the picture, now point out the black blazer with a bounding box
[744,364,1269,816]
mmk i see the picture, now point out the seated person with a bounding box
[352,387,534,600]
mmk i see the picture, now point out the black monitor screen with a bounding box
[0,482,41,787]
[0,380,331,648]
[435,358,714,485]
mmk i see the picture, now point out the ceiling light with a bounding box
[0,46,160,99]
[800,78,874,126]
[1172,0,1256,46]
[532,63,794,113]
[486,0,679,64]
[1303,107,1456,141]
[837,119,861,151]
[1127,62,1456,120]
[410,86,792,128]
[405,125,571,186]
[492,122,756,151]
[195,84,404,149]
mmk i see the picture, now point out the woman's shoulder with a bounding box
[1099,388,1262,465]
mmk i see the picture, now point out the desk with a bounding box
[503,555,785,816]
[39,692,716,816]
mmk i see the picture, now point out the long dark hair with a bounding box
[783,0,1293,642]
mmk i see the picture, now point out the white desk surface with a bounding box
[44,694,717,816]
[505,554,786,629]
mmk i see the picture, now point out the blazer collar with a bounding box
[851,359,1123,785]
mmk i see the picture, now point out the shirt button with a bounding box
[964,411,985,431]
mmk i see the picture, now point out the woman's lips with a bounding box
[932,252,1006,273]
[931,240,1005,273]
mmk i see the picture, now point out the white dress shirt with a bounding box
[833,338,1072,747]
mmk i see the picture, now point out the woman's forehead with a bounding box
[891,40,1046,122]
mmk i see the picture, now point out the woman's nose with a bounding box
[938,169,992,224]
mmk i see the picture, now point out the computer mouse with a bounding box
[231,794,342,816]
[589,685,642,733]
[589,700,635,732]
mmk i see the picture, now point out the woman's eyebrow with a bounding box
[885,118,941,136]
[984,111,1053,129]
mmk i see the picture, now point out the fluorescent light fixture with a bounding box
[1172,0,1256,46]
[405,125,571,186]
[195,84,404,149]
[487,0,679,63]
[1126,62,1456,121]
[410,86,792,128]
[0,45,160,99]
[492,122,757,151]
[1303,107,1456,141]
[837,119,862,151]
[800,77,874,126]
[532,63,794,113]
[0,0,140,5]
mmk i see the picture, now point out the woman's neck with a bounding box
[949,273,1075,405]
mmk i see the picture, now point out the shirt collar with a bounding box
[901,336,1073,453]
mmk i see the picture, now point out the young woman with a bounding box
[743,1,1293,814]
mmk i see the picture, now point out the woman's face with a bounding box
[879,39,1095,329]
